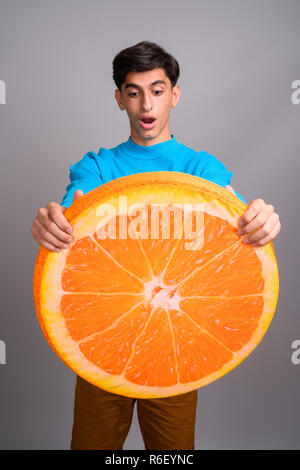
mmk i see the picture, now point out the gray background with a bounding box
[0,0,299,449]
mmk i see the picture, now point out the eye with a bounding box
[128,90,163,98]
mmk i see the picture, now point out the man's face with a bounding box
[115,68,180,146]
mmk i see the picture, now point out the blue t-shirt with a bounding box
[60,134,246,207]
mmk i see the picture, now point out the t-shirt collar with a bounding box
[122,134,178,159]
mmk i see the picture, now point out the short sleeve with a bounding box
[200,153,247,204]
[60,151,103,208]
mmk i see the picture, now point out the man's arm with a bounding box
[225,185,281,247]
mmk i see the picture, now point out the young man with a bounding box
[31,41,281,450]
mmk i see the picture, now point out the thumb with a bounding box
[72,189,84,202]
[225,185,235,195]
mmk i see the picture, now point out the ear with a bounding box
[115,88,125,111]
[171,85,181,108]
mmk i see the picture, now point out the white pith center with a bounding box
[144,276,181,310]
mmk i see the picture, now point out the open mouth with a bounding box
[139,118,156,129]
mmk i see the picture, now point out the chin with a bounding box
[142,134,157,140]
[140,129,160,140]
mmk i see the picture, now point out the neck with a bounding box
[130,127,172,147]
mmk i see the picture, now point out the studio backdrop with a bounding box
[0,0,299,449]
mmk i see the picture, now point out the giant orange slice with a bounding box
[33,172,279,398]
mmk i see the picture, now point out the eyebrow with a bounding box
[124,80,167,90]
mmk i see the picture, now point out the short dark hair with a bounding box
[112,41,180,92]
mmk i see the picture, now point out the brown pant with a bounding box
[70,375,198,450]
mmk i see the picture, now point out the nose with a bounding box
[142,91,153,111]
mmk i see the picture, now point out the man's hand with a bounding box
[31,189,84,252]
[225,186,281,247]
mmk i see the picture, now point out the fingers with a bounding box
[34,236,61,253]
[251,221,281,247]
[46,202,73,234]
[238,199,265,227]
[236,198,281,247]
[73,189,84,202]
[242,213,280,245]
[33,218,72,251]
[237,203,275,236]
[225,185,235,195]
[31,222,59,251]
[31,202,74,253]
[31,191,84,254]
